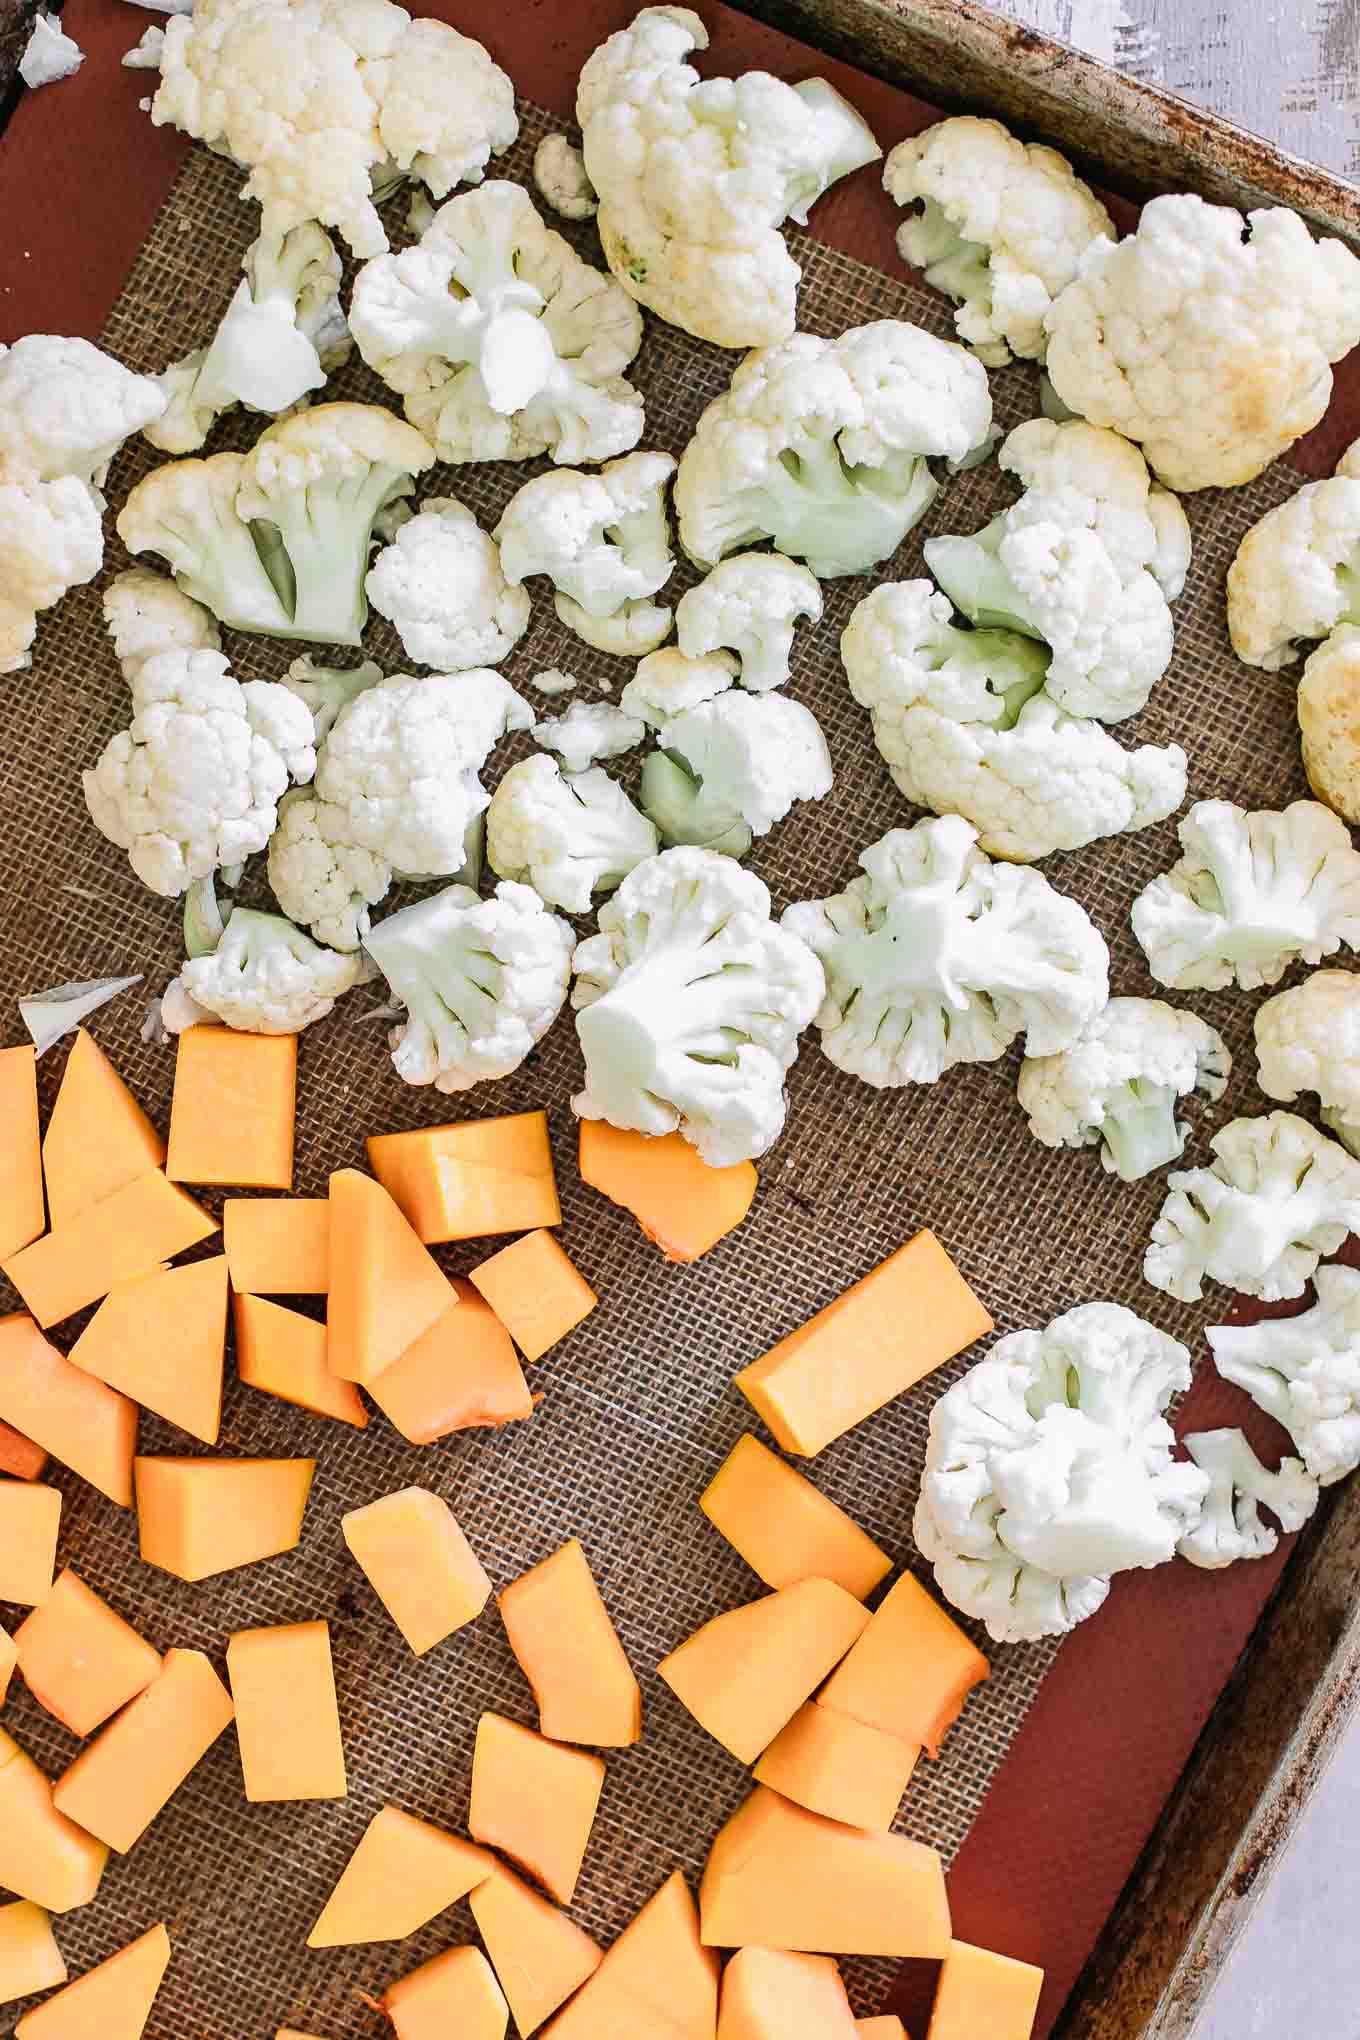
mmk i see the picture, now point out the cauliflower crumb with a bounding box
[534,133,598,221]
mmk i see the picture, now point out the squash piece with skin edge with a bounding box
[0,1420,47,1480]
[14,1571,161,1738]
[718,1947,858,2039]
[578,1121,757,1261]
[0,1900,68,2005]
[384,1946,508,2040]
[542,1871,719,2040]
[70,1257,228,1446]
[167,1027,296,1189]
[13,1923,170,2040]
[499,1539,641,1747]
[3,1173,217,1330]
[700,1435,892,1600]
[342,1488,492,1656]
[0,1317,136,1507]
[470,1868,602,2038]
[327,1169,455,1385]
[925,1941,1044,2040]
[754,1702,920,1831]
[819,1572,989,1759]
[234,1294,368,1428]
[0,1730,108,1914]
[367,1111,560,1244]
[0,1485,61,1607]
[369,1282,534,1443]
[469,1714,605,1905]
[223,1197,329,1293]
[53,1650,234,1853]
[0,1046,43,1262]
[135,1456,315,1581]
[42,1029,164,1228]
[469,1229,597,1361]
[308,1808,495,1948]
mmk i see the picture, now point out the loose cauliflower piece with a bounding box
[162,906,368,1033]
[1208,1263,1360,1487]
[1176,1429,1318,1571]
[0,334,166,484]
[1131,798,1360,992]
[0,473,105,675]
[923,418,1190,723]
[1018,997,1230,1182]
[841,579,1187,861]
[640,690,833,856]
[534,133,597,220]
[277,654,384,743]
[103,568,221,683]
[365,880,573,1092]
[531,702,645,773]
[488,754,658,914]
[674,552,822,692]
[351,181,644,466]
[1044,194,1360,491]
[559,596,674,656]
[1255,969,1360,1154]
[1145,1110,1360,1303]
[674,322,992,579]
[884,115,1114,367]
[496,448,676,648]
[620,645,738,725]
[267,789,393,951]
[1298,625,1360,824]
[152,0,517,258]
[365,496,530,671]
[576,6,880,348]
[572,845,825,1164]
[915,1302,1209,1643]
[1225,476,1360,670]
[783,814,1109,1089]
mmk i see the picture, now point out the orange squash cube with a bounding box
[469,1868,601,2038]
[754,1703,919,1831]
[234,1294,368,1428]
[227,1621,346,1803]
[718,1948,857,2039]
[368,1110,560,1244]
[42,1030,164,1228]
[578,1121,756,1262]
[499,1539,640,1748]
[0,1899,68,2005]
[819,1572,988,1758]
[925,1941,1044,2040]
[342,1488,490,1656]
[166,1027,296,1188]
[857,2022,908,2039]
[541,1870,719,2040]
[223,1197,329,1293]
[0,1484,61,1606]
[53,1650,234,1853]
[469,1230,596,1362]
[14,1571,161,1737]
[384,1946,508,2040]
[0,1045,43,1262]
[369,1282,533,1443]
[0,1728,109,1913]
[13,1922,170,2040]
[135,1455,315,1581]
[701,1435,892,1600]
[0,1316,136,1507]
[327,1169,454,1386]
[307,1807,495,1948]
[70,1256,228,1445]
[469,1714,604,1905]
[3,1173,216,1329]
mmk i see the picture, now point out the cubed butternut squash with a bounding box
[542,1871,718,2040]
[0,1900,67,2006]
[70,1256,228,1446]
[13,1922,170,2040]
[307,1807,495,1948]
[0,1483,61,1606]
[135,1456,315,1581]
[579,1121,756,1263]
[754,1703,919,1831]
[499,1540,641,1748]
[717,1948,857,2039]
[3,1172,216,1330]
[166,1027,296,1189]
[925,1942,1044,2040]
[0,1626,15,1706]
[857,2022,908,2039]
[469,1714,604,1905]
[469,1230,596,1362]
[42,1030,164,1229]
[0,1729,108,1914]
[223,1198,329,1293]
[327,1169,454,1386]
[469,1868,602,2038]
[234,1294,367,1428]
[0,1420,48,1480]
[227,1621,346,1803]
[0,1317,136,1507]
[14,1571,161,1737]
[819,1573,988,1759]
[368,1111,560,1244]
[342,1488,490,1656]
[369,1282,533,1443]
[700,1436,892,1600]
[0,1045,43,1262]
[53,1649,234,1853]
[384,1946,508,2040]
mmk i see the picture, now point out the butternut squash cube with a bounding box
[658,1579,870,1765]
[0,1420,48,1480]
[368,1110,560,1244]
[3,1172,216,1329]
[307,1806,495,1947]
[0,1729,108,1913]
[0,1483,60,1606]
[135,1455,315,1581]
[42,1030,164,1229]
[70,1256,228,1445]
[327,1169,454,1386]
[819,1573,988,1759]
[227,1621,346,1803]
[14,1570,160,1737]
[700,1435,892,1601]
[700,1788,951,1958]
[384,1946,508,2040]
[469,1230,596,1362]
[223,1197,329,1293]
[0,1625,15,1706]
[342,1487,490,1656]
[166,1027,296,1189]
[733,1233,992,1456]
[718,1948,857,2039]
[926,1941,1044,2040]
[499,1539,641,1748]
[857,2023,908,2039]
[369,1282,533,1443]
[469,1868,601,2038]
[0,1900,67,2006]
[754,1704,919,1831]
[541,1870,719,2040]
[13,1922,170,2040]
[0,1316,136,1507]
[234,1294,368,1429]
[53,1649,234,1853]
[469,1714,604,1905]
[579,1121,756,1263]
[0,1045,43,1262]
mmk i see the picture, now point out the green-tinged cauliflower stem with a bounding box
[904,199,994,311]
[640,751,753,857]
[1100,1079,1184,1181]
[717,442,936,577]
[926,519,1044,639]
[256,460,417,646]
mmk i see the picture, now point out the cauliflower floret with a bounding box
[0,473,105,676]
[559,597,674,657]
[640,691,833,856]
[488,754,658,914]
[571,845,825,1164]
[1044,194,1360,491]
[497,449,676,649]
[884,115,1114,367]
[914,1302,1209,1644]
[674,322,992,579]
[352,181,645,467]
[123,24,165,68]
[1208,1263,1360,1486]
[0,334,165,484]
[1018,997,1230,1182]
[1297,625,1360,825]
[118,451,292,637]
[365,880,573,1091]
[83,648,316,897]
[531,702,645,773]
[1255,969,1360,1154]
[783,814,1109,1088]
[20,12,84,87]
[365,496,530,670]
[620,645,738,725]
[103,568,221,684]
[277,655,384,743]
[1131,798,1360,992]
[162,906,368,1033]
[152,0,517,259]
[576,6,880,348]
[1145,1110,1360,1303]
[675,553,822,693]
[1176,1429,1318,1571]
[267,789,393,951]
[923,418,1189,723]
[534,133,597,220]
[1225,477,1360,670]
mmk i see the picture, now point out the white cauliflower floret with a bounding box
[267,789,393,951]
[783,814,1109,1088]
[1131,798,1360,992]
[1044,194,1360,491]
[277,655,384,743]
[674,553,822,692]
[1018,997,1230,1182]
[118,451,293,637]
[365,880,573,1092]
[0,334,166,484]
[351,181,644,466]
[884,115,1114,367]
[1175,1429,1318,1571]
[1226,477,1360,670]
[576,6,880,348]
[841,579,1187,861]
[123,24,165,68]
[1145,1111,1360,1303]
[531,702,645,773]
[641,691,833,856]
[923,418,1190,722]
[1208,1263,1360,1487]
[620,646,738,725]
[915,1302,1209,1644]
[1255,969,1360,1154]
[560,597,674,657]
[365,496,530,670]
[571,846,825,1164]
[162,906,367,1033]
[1297,625,1360,824]
[534,133,597,220]
[152,0,517,259]
[675,322,992,579]
[103,568,220,684]
[83,648,315,897]
[488,755,658,915]
[497,449,676,649]
[0,474,105,676]
[20,12,83,87]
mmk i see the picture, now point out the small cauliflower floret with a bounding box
[884,115,1114,367]
[783,814,1109,1089]
[1018,997,1230,1182]
[351,181,644,466]
[146,225,351,455]
[162,906,368,1033]
[923,418,1189,723]
[561,596,674,656]
[277,655,384,743]
[674,552,822,692]
[366,880,573,1091]
[365,496,530,670]
[915,1302,1209,1644]
[152,0,517,258]
[1255,969,1360,1154]
[641,691,833,856]
[577,6,881,348]
[1176,1429,1318,1571]
[497,448,676,649]
[267,789,393,951]
[1044,194,1360,491]
[531,702,645,773]
[534,132,598,220]
[1131,798,1360,992]
[117,451,294,636]
[0,334,166,484]
[674,322,992,579]
[620,646,737,725]
[1145,1111,1360,1304]
[123,24,165,68]
[0,473,105,675]
[488,754,658,914]
[1226,476,1360,670]
[103,568,221,683]
[83,647,316,897]
[1208,1263,1360,1487]
[572,846,825,1164]
[1297,625,1360,824]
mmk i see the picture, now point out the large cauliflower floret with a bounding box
[1131,798,1360,992]
[923,418,1190,723]
[674,323,992,579]
[674,552,822,693]
[267,789,393,951]
[783,814,1109,1088]
[884,115,1115,367]
[0,474,106,676]
[576,6,881,348]
[1176,1429,1318,1571]
[1225,477,1360,670]
[487,755,658,915]
[640,691,833,857]
[1018,997,1230,1182]
[571,846,825,1165]
[365,497,530,670]
[1297,625,1360,825]
[1044,194,1360,491]
[1255,969,1360,1154]
[152,0,517,258]
[0,334,166,484]
[496,449,676,650]
[1145,1110,1360,1303]
[915,1302,1209,1644]
[162,906,368,1033]
[365,880,573,1092]
[103,568,221,684]
[351,181,645,466]
[83,648,315,897]
[1208,1263,1360,1487]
